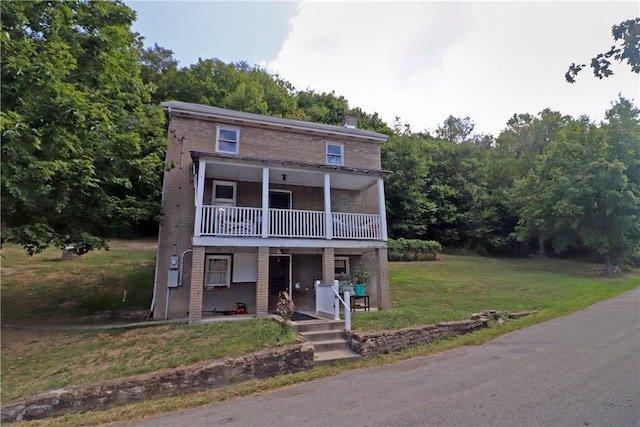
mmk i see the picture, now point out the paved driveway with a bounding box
[127,288,640,427]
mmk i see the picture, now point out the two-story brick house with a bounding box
[153,101,390,323]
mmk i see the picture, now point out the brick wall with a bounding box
[155,114,387,321]
[169,115,382,170]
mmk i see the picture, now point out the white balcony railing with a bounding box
[200,206,262,236]
[269,208,325,238]
[332,212,381,240]
[199,205,381,240]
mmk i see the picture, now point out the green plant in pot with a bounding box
[352,267,369,296]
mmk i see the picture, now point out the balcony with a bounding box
[198,206,382,240]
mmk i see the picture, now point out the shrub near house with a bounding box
[388,238,442,261]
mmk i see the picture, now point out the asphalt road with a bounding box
[127,288,640,427]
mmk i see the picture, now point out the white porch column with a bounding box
[377,178,388,241]
[193,159,206,237]
[261,167,269,238]
[324,173,332,239]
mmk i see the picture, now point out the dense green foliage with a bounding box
[1,0,166,254]
[388,238,442,261]
[1,1,638,272]
[383,101,640,271]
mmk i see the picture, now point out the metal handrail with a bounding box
[330,279,351,331]
[314,280,351,331]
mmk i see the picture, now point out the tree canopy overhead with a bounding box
[1,0,166,255]
[566,18,640,82]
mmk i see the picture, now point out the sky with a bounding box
[127,1,640,136]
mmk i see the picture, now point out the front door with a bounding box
[269,255,290,312]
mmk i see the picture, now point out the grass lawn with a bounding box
[1,242,638,425]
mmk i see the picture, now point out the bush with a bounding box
[388,238,442,261]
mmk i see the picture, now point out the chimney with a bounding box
[343,114,357,129]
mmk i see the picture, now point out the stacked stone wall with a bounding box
[346,311,536,357]
[2,342,314,423]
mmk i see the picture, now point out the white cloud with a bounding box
[266,1,639,136]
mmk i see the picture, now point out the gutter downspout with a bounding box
[148,105,173,320]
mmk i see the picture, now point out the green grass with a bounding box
[353,256,639,331]
[1,320,293,402]
[1,240,157,322]
[1,243,638,425]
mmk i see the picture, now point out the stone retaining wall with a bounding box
[346,311,536,357]
[1,342,314,423]
[2,310,536,423]
[347,319,489,356]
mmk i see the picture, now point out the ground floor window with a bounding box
[205,255,231,288]
[335,256,350,279]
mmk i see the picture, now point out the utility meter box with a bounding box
[167,270,179,288]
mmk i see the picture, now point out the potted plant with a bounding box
[352,267,369,296]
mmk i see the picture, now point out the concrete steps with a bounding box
[292,316,361,366]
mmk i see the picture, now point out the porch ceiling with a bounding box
[203,161,379,191]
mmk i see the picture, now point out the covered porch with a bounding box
[192,153,388,243]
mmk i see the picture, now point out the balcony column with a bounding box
[261,167,269,238]
[322,247,335,284]
[256,246,270,317]
[377,178,388,241]
[193,160,206,237]
[324,173,332,239]
[375,247,390,310]
[188,246,205,324]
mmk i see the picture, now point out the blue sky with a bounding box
[126,1,640,136]
[127,1,297,65]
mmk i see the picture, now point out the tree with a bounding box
[1,0,166,255]
[139,43,178,103]
[512,98,640,273]
[349,107,393,135]
[435,115,475,143]
[382,136,435,239]
[499,109,571,256]
[295,90,349,125]
[566,18,640,82]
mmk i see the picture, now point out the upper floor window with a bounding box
[326,142,344,166]
[269,190,292,209]
[212,180,236,206]
[216,127,239,154]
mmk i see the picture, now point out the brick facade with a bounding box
[168,115,382,170]
[153,102,390,322]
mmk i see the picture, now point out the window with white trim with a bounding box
[205,255,231,288]
[269,190,292,209]
[212,180,236,206]
[326,142,344,165]
[216,127,239,154]
[335,257,350,278]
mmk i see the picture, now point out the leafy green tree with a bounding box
[513,98,640,273]
[566,18,640,82]
[382,136,435,238]
[435,115,475,143]
[154,58,303,118]
[1,0,166,255]
[349,107,393,135]
[139,43,179,103]
[295,90,349,125]
[499,109,571,255]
